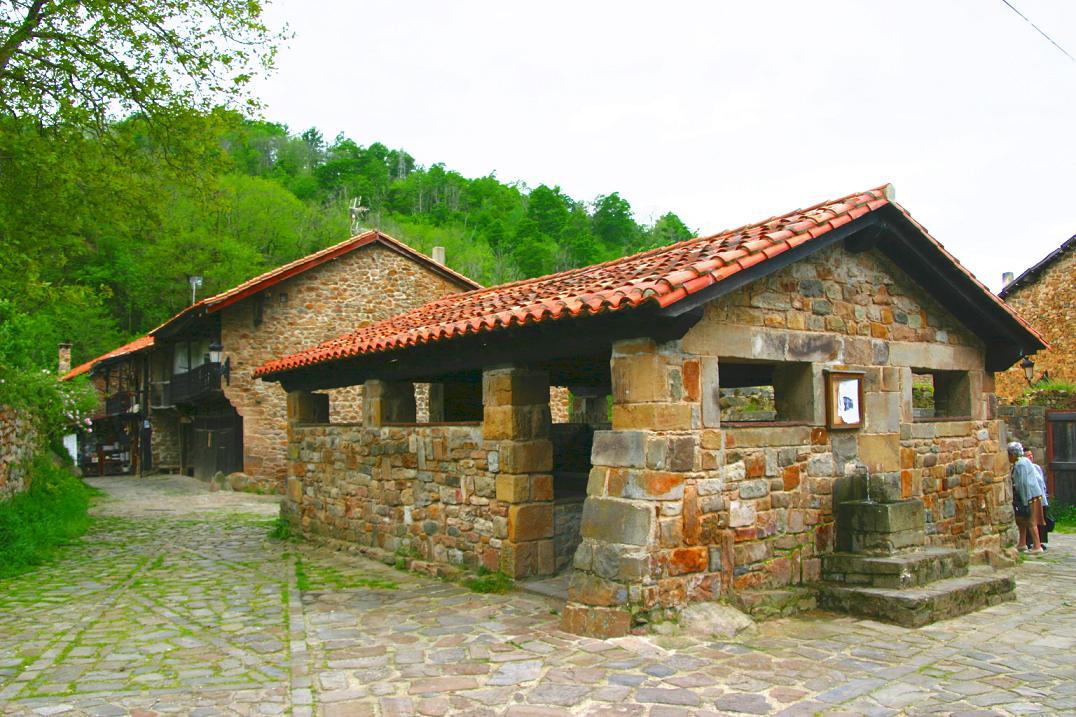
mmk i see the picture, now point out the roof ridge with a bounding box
[254,184,898,378]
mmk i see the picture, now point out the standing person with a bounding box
[1026,449,1051,550]
[1009,442,1045,553]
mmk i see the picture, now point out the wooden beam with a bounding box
[276,306,702,393]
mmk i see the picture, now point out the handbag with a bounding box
[1044,506,1055,532]
[1014,500,1030,518]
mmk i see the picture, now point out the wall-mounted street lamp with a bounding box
[1020,355,1049,386]
[208,341,231,385]
[1021,356,1035,384]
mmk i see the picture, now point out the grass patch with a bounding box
[294,556,397,591]
[462,566,514,594]
[0,455,96,578]
[267,515,297,541]
[1050,503,1076,534]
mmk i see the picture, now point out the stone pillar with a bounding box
[562,338,707,638]
[284,390,329,524]
[364,380,416,427]
[427,383,445,422]
[57,342,72,375]
[484,366,555,579]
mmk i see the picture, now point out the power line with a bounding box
[1001,0,1076,65]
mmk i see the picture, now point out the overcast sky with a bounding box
[251,1,1076,292]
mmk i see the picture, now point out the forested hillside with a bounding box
[1,112,694,370]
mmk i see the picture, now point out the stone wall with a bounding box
[150,410,181,472]
[221,244,473,490]
[286,421,502,569]
[563,243,1013,635]
[997,404,1047,470]
[997,249,1076,400]
[0,405,40,500]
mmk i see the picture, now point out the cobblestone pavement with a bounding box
[1,476,1073,717]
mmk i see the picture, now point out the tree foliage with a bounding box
[0,0,280,129]
[1,115,694,372]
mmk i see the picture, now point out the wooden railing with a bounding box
[170,363,222,404]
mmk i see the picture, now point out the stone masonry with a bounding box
[996,247,1075,400]
[279,241,1019,638]
[0,405,39,500]
[562,243,1015,635]
[221,243,472,490]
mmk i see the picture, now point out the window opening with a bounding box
[719,360,812,424]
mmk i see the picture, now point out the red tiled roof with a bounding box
[62,335,155,381]
[255,183,1046,380]
[152,230,481,333]
[254,186,884,376]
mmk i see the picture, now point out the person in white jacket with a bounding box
[1009,442,1045,553]
[1026,449,1050,550]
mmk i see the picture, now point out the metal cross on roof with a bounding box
[349,196,370,235]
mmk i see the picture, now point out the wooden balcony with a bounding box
[170,363,223,404]
[105,391,137,416]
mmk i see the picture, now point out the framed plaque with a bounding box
[825,370,864,430]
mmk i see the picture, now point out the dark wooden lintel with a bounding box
[276,305,703,393]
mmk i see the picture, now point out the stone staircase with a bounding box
[817,498,1015,626]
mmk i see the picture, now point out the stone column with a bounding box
[483,366,555,579]
[364,380,416,427]
[285,390,329,526]
[562,338,707,638]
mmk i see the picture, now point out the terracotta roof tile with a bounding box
[151,230,481,334]
[62,335,154,381]
[254,183,1046,379]
[256,185,898,378]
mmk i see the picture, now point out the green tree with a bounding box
[591,192,638,250]
[0,0,280,130]
[639,212,694,251]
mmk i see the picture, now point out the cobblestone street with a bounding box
[1,476,1073,717]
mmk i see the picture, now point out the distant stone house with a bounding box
[256,185,1044,636]
[64,231,481,488]
[63,336,156,475]
[995,235,1075,401]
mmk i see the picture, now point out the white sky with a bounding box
[251,0,1076,293]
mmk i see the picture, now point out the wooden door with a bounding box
[1047,410,1076,505]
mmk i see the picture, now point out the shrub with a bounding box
[0,455,96,578]
[1051,503,1076,534]
[462,567,514,594]
[1015,380,1076,410]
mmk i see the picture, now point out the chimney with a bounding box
[58,342,72,375]
[432,246,446,265]
[1001,271,1014,288]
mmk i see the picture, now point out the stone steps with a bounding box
[822,547,969,589]
[817,567,1015,627]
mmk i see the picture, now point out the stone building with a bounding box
[64,231,480,489]
[63,335,156,475]
[257,185,1044,636]
[995,234,1076,503]
[996,235,1074,400]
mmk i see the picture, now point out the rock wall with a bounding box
[997,404,1047,470]
[285,422,503,570]
[997,249,1076,400]
[0,405,40,500]
[150,410,181,472]
[564,243,1013,635]
[221,244,473,490]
